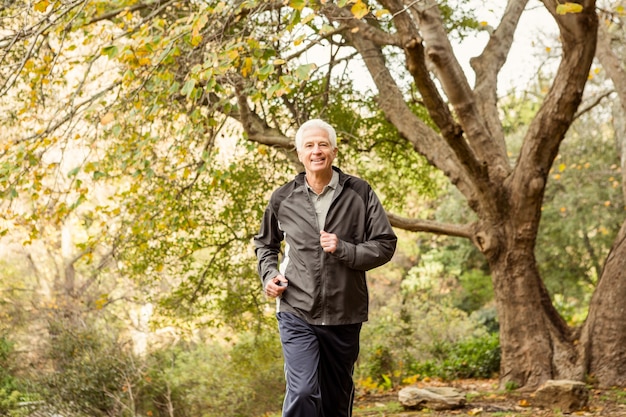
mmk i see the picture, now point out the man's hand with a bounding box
[265,274,288,298]
[320,230,338,253]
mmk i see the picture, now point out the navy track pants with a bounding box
[277,312,362,417]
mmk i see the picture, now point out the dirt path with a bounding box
[353,379,626,416]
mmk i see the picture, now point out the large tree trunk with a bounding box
[578,222,626,387]
[489,235,579,389]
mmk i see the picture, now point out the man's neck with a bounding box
[305,169,333,194]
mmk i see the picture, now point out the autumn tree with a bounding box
[2,0,626,390]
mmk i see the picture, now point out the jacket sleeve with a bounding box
[333,188,397,271]
[254,202,283,287]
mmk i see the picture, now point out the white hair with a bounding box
[294,119,337,151]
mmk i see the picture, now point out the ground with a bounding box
[353,379,626,416]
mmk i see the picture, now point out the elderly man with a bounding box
[254,119,397,417]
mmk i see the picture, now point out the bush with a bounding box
[136,329,284,417]
[0,335,38,417]
[407,332,500,380]
[356,292,498,390]
[36,318,135,417]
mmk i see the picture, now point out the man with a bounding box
[254,119,397,417]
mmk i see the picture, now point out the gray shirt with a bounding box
[306,170,339,231]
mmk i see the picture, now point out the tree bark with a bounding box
[579,222,626,387]
[595,13,626,198]
[579,9,626,388]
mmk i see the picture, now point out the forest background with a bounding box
[1,0,626,416]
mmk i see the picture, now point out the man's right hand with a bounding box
[265,274,288,298]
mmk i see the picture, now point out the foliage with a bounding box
[37,317,133,417]
[536,108,623,323]
[0,0,445,328]
[5,312,285,417]
[357,286,491,389]
[407,332,500,381]
[112,329,284,417]
[0,336,34,417]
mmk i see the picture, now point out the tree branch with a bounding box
[472,0,529,149]
[387,212,473,239]
[514,0,598,204]
[319,2,403,47]
[595,15,626,114]
[407,0,510,184]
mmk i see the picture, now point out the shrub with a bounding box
[0,335,38,417]
[137,329,284,417]
[36,318,134,417]
[407,332,500,380]
[357,290,493,388]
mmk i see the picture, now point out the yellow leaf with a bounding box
[289,0,307,10]
[191,35,202,47]
[100,112,115,125]
[556,2,584,15]
[351,1,369,19]
[519,399,530,407]
[374,9,390,19]
[95,294,108,310]
[558,163,566,172]
[34,0,49,13]
[242,57,253,77]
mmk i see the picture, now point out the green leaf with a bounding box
[181,79,196,97]
[101,45,119,58]
[295,63,316,80]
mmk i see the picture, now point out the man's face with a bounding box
[297,128,338,175]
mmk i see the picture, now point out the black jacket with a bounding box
[254,167,397,325]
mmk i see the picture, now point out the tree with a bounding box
[2,0,625,390]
